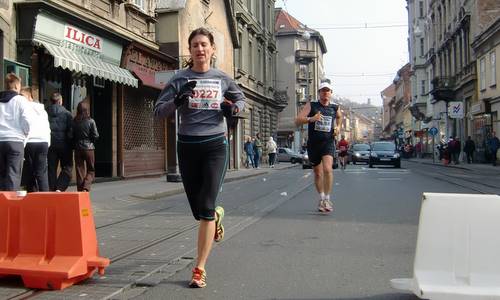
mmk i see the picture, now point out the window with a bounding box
[249,41,253,76]
[491,51,496,86]
[133,0,144,10]
[420,38,424,56]
[421,80,426,95]
[236,32,242,70]
[480,57,486,90]
[419,1,424,18]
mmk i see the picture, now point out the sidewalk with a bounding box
[86,162,297,202]
[405,157,500,174]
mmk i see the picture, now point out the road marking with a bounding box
[303,173,312,178]
[377,171,410,174]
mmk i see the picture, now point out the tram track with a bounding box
[4,169,303,299]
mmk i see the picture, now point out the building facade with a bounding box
[233,0,284,166]
[274,8,326,152]
[472,16,500,160]
[410,0,500,161]
[12,0,176,179]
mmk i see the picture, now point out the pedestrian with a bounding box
[295,81,342,212]
[0,73,33,191]
[46,92,73,191]
[266,136,277,168]
[244,136,255,168]
[453,136,461,164]
[72,101,99,192]
[253,132,263,168]
[338,134,348,169]
[463,136,475,164]
[447,136,459,164]
[487,132,500,166]
[154,27,245,288]
[20,87,50,192]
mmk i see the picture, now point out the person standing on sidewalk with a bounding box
[46,92,73,191]
[72,101,99,192]
[463,136,475,164]
[244,136,255,168]
[0,73,33,191]
[253,133,263,168]
[295,81,341,212]
[487,132,500,166]
[154,27,245,288]
[20,87,51,192]
[266,136,277,168]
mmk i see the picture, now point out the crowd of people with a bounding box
[0,73,99,193]
[243,133,278,169]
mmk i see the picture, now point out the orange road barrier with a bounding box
[0,192,109,290]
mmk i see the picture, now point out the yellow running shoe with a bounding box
[214,206,225,242]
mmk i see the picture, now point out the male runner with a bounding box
[295,82,341,212]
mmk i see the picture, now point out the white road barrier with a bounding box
[391,193,500,300]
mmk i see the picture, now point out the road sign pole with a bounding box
[432,135,435,163]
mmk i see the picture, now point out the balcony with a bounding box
[430,76,455,102]
[295,49,315,63]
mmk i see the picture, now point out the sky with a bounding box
[276,0,409,106]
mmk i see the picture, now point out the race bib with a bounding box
[314,116,332,132]
[188,79,223,110]
[339,145,347,151]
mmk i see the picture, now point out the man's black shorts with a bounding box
[307,139,335,167]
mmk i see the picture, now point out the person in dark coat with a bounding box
[463,136,476,164]
[72,101,99,192]
[487,132,500,166]
[46,92,73,191]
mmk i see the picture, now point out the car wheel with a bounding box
[302,164,307,169]
[369,163,373,168]
[291,158,296,164]
[395,161,401,168]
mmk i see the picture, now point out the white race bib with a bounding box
[188,79,223,110]
[314,115,332,132]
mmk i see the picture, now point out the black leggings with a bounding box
[178,134,228,220]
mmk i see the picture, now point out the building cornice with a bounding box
[15,0,159,50]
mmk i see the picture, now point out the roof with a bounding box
[274,8,327,54]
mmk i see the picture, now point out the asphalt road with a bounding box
[134,161,476,300]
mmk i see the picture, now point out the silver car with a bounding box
[277,148,303,164]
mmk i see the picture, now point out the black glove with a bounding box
[220,101,236,118]
[174,81,197,107]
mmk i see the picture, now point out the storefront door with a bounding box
[92,81,113,177]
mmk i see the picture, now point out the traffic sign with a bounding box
[429,127,438,136]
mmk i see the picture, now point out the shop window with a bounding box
[71,80,88,115]
[4,59,30,87]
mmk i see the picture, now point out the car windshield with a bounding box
[372,143,396,151]
[352,144,370,151]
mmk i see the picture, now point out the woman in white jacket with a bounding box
[266,136,277,168]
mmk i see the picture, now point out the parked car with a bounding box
[368,141,401,168]
[277,148,303,164]
[302,150,338,169]
[348,143,371,164]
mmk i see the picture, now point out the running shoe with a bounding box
[324,200,333,212]
[318,200,326,212]
[189,267,207,288]
[214,206,225,242]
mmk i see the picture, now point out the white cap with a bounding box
[318,82,333,91]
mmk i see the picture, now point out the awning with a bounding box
[132,68,165,90]
[37,42,138,87]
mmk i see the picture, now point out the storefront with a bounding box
[16,7,138,178]
[121,44,176,177]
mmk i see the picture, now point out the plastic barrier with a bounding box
[0,192,109,290]
[391,193,500,300]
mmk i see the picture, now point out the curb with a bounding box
[405,159,470,171]
[130,164,298,200]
